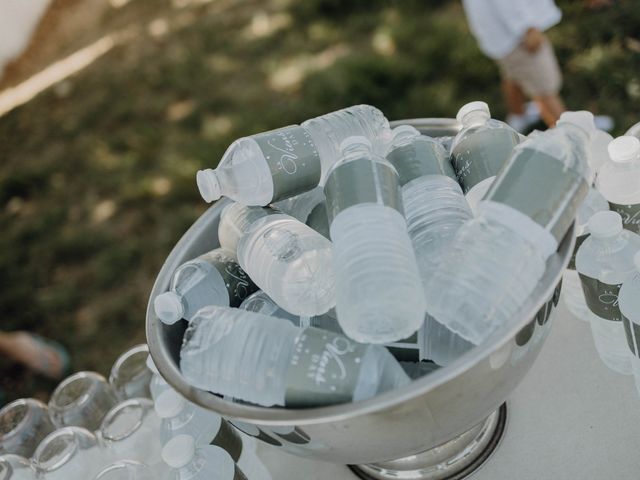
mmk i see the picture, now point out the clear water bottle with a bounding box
[109,344,153,401]
[161,435,244,480]
[33,427,112,480]
[145,356,171,403]
[589,129,614,181]
[619,252,640,396]
[271,186,325,222]
[196,105,391,205]
[562,188,609,320]
[236,213,335,317]
[450,101,521,212]
[576,211,640,374]
[239,290,342,333]
[100,399,162,466]
[597,136,640,235]
[218,203,279,255]
[324,136,426,344]
[49,372,119,431]
[180,306,410,408]
[0,454,36,480]
[0,398,55,458]
[153,248,257,325]
[94,460,158,480]
[425,112,595,345]
[154,390,269,480]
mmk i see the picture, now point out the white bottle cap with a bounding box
[196,169,222,203]
[607,136,640,163]
[456,101,490,125]
[588,211,623,238]
[146,355,159,375]
[339,136,372,154]
[154,292,185,325]
[557,111,596,138]
[154,389,186,419]
[391,125,420,140]
[162,435,195,469]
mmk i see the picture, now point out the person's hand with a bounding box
[523,28,545,53]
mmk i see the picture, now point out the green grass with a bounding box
[0,0,638,403]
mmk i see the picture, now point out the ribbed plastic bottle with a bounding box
[576,211,640,375]
[450,101,521,212]
[0,454,36,480]
[324,136,426,344]
[424,112,595,345]
[99,399,162,466]
[196,105,391,206]
[154,390,269,480]
[153,248,257,325]
[385,125,474,365]
[239,290,342,333]
[562,188,609,320]
[619,252,640,396]
[218,203,279,255]
[161,435,243,480]
[235,212,335,317]
[597,136,640,235]
[180,306,410,408]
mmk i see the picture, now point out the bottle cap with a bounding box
[196,169,222,203]
[162,435,195,469]
[557,111,595,138]
[154,390,185,419]
[145,355,159,375]
[153,292,185,325]
[588,211,623,238]
[607,136,640,164]
[456,101,490,125]
[339,136,372,154]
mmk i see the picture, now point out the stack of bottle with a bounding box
[0,345,270,480]
[145,102,614,409]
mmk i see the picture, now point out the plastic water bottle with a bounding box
[0,454,36,480]
[33,427,112,480]
[324,136,426,344]
[154,390,270,480]
[236,213,335,317]
[562,188,609,320]
[161,435,243,480]
[99,399,162,466]
[619,252,640,396]
[271,186,325,222]
[145,356,171,403]
[180,306,410,407]
[196,105,391,205]
[450,101,521,212]
[597,136,640,235]
[153,248,257,325]
[218,203,280,254]
[589,129,614,181]
[239,290,342,333]
[576,211,640,374]
[385,125,474,365]
[425,112,595,345]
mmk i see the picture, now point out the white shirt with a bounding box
[462,0,562,59]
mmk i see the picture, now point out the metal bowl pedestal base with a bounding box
[350,404,507,480]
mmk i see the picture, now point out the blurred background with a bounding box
[0,0,639,404]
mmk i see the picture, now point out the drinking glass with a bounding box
[109,345,153,401]
[0,399,55,457]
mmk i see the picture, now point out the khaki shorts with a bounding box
[497,39,562,97]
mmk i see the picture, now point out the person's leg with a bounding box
[534,94,566,127]
[502,78,526,115]
[0,330,68,379]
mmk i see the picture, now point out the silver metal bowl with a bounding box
[146,118,573,480]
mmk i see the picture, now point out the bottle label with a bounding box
[210,419,243,462]
[324,157,402,224]
[386,137,457,186]
[578,274,622,321]
[451,128,520,194]
[284,328,369,407]
[623,316,640,358]
[608,201,640,235]
[305,201,330,239]
[198,250,258,307]
[252,126,322,202]
[486,148,589,243]
[567,233,589,271]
